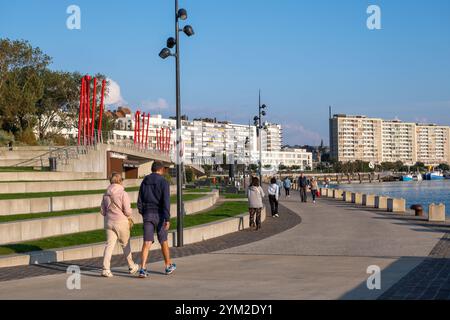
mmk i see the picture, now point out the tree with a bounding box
[438,163,450,171]
[185,167,194,183]
[0,39,51,92]
[0,39,50,137]
[36,71,81,140]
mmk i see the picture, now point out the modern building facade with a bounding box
[330,114,450,166]
[112,113,313,171]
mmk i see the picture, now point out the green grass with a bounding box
[223,194,247,199]
[0,187,213,200]
[0,187,141,200]
[184,188,215,193]
[0,179,107,184]
[0,201,248,256]
[0,167,49,172]
[0,194,207,223]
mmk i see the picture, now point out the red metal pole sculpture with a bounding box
[141,112,146,149]
[98,79,106,143]
[78,77,84,145]
[91,78,97,143]
[85,76,91,144]
[145,113,150,150]
[161,128,166,152]
[136,111,141,147]
[167,128,171,154]
[133,112,137,145]
[157,126,160,151]
[83,76,88,145]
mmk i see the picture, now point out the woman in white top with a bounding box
[268,177,280,218]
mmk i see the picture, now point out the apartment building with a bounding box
[112,113,312,170]
[329,115,382,164]
[382,120,416,165]
[330,114,450,166]
[416,124,450,166]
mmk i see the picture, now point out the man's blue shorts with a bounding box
[143,214,168,244]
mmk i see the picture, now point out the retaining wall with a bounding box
[0,206,265,268]
[0,171,105,182]
[0,192,219,244]
[0,179,143,194]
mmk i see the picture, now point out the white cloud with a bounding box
[105,78,126,106]
[141,98,170,111]
[283,123,323,146]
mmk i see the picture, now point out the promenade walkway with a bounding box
[0,195,448,300]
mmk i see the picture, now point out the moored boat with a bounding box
[425,171,444,180]
[401,174,413,182]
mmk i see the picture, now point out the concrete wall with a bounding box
[0,186,189,216]
[0,207,266,268]
[0,191,138,216]
[0,171,105,182]
[0,192,219,244]
[0,179,143,194]
[58,145,106,174]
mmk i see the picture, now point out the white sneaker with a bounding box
[275,214,280,218]
[102,270,114,278]
[313,200,316,204]
[129,264,139,275]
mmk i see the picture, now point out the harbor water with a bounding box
[332,180,450,216]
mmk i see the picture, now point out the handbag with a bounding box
[106,194,135,230]
[128,217,135,230]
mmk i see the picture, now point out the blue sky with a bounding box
[1,0,449,145]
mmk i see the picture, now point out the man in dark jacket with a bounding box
[138,161,176,278]
[298,173,309,203]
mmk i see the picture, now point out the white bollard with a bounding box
[428,203,446,222]
[387,198,406,213]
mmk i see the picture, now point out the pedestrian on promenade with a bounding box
[276,177,283,197]
[268,177,280,218]
[298,173,309,203]
[137,162,176,278]
[283,177,292,197]
[247,177,265,231]
[101,173,139,278]
[310,177,319,204]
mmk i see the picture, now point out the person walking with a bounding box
[247,177,265,230]
[137,162,176,278]
[268,177,280,218]
[310,177,319,204]
[276,177,283,198]
[283,177,292,198]
[101,173,139,278]
[298,173,309,203]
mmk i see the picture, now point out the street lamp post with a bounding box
[159,0,195,247]
[254,90,268,184]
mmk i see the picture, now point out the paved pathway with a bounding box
[0,195,447,300]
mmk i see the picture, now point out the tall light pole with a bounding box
[159,0,195,247]
[254,90,268,184]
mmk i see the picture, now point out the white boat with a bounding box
[412,173,423,181]
[425,171,444,180]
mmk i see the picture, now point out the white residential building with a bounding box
[111,114,312,170]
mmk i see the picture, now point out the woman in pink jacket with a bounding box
[101,173,139,278]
